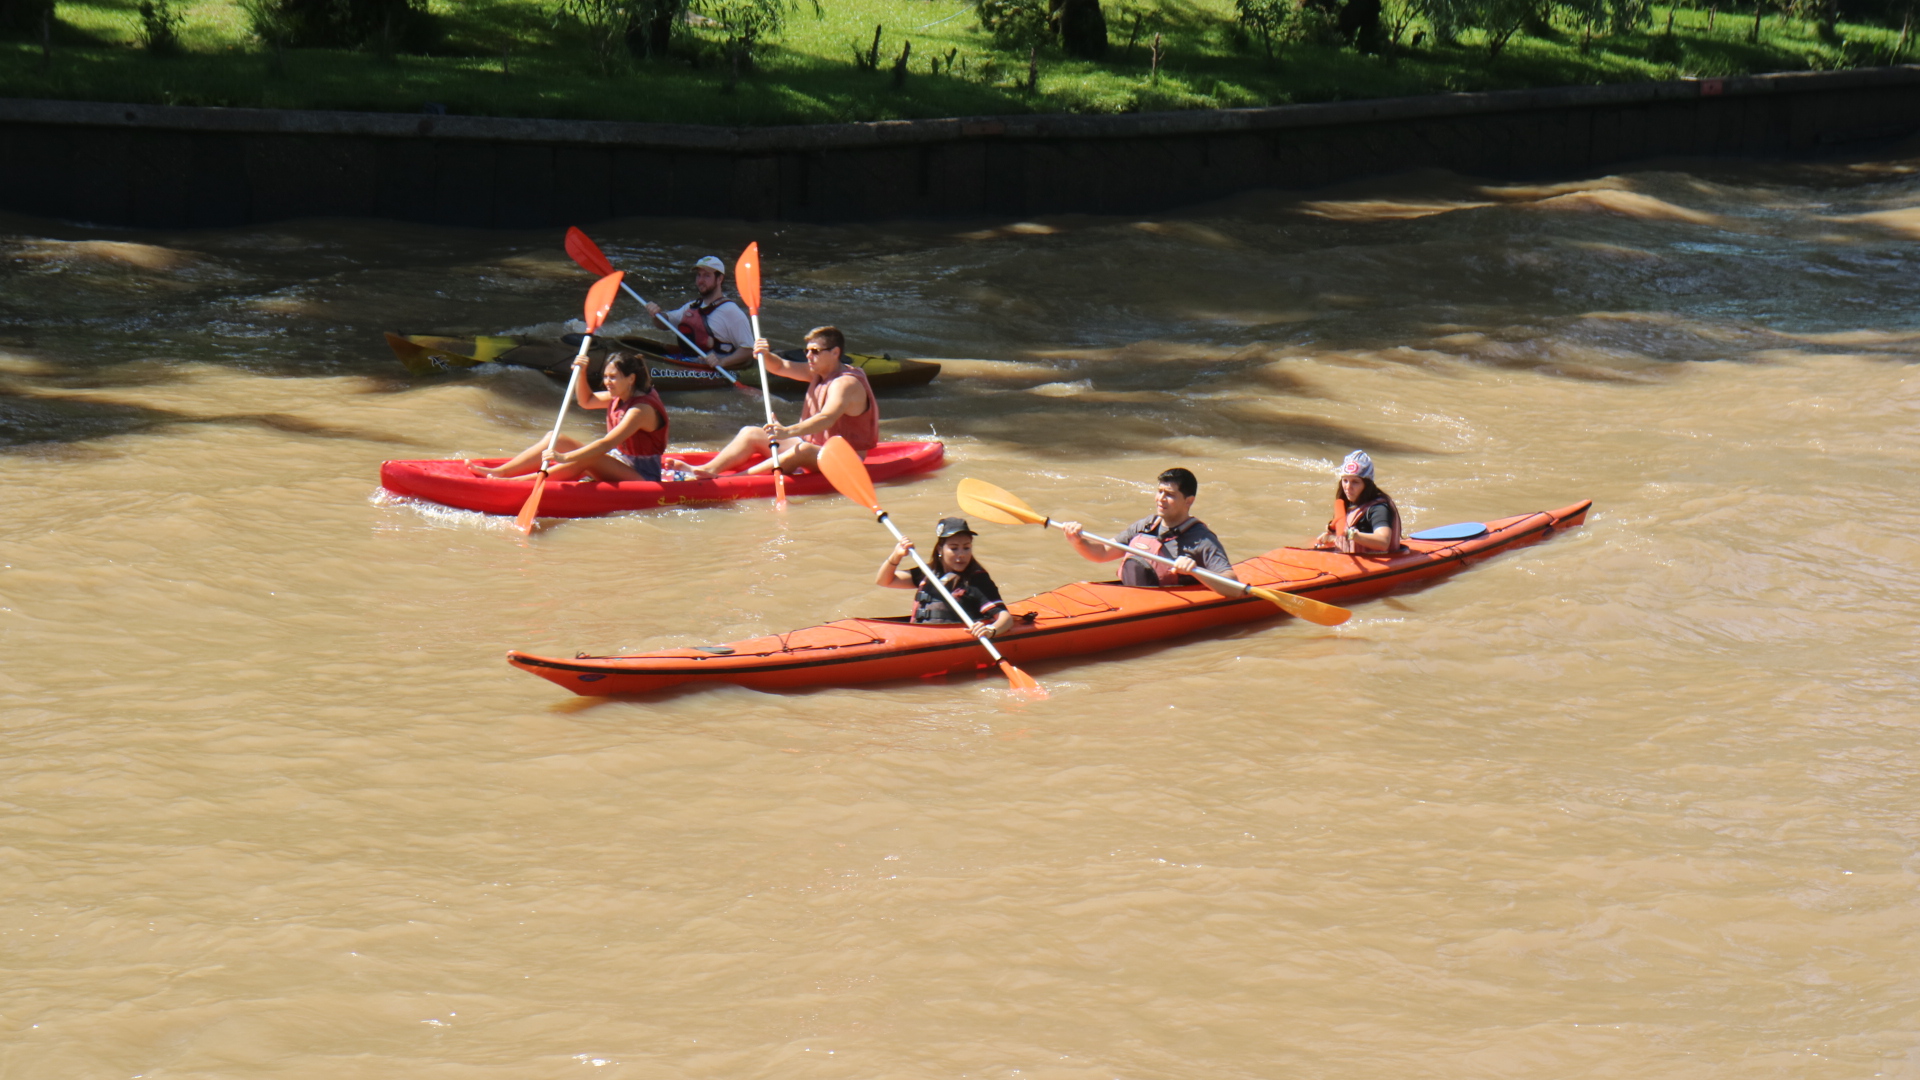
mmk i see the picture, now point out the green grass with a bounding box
[0,0,1911,125]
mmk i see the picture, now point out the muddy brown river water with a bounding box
[3,155,1920,1078]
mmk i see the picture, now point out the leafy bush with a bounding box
[138,0,184,54]
[553,0,629,72]
[978,0,1051,49]
[1236,0,1340,58]
[241,0,434,50]
[689,0,793,67]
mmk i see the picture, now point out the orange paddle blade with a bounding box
[735,242,761,315]
[774,469,788,510]
[583,271,623,333]
[565,227,616,278]
[515,472,548,534]
[1000,661,1046,699]
[816,436,878,511]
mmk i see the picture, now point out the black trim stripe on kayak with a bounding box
[512,512,1566,681]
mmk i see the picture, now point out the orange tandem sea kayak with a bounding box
[381,440,945,518]
[507,499,1592,694]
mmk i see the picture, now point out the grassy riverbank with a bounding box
[1,0,1911,125]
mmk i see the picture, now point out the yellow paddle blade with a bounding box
[956,478,1049,527]
[817,436,879,511]
[472,336,520,363]
[1247,584,1351,626]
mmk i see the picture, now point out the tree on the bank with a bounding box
[979,0,1109,58]
[604,0,796,68]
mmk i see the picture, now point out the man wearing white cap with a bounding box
[645,255,754,370]
[1315,450,1402,554]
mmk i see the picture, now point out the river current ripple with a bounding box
[2,155,1919,1078]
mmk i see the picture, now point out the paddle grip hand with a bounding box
[1075,525,1242,593]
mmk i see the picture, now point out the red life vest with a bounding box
[675,297,742,353]
[801,366,880,452]
[608,389,669,458]
[1327,493,1402,554]
[1127,530,1180,586]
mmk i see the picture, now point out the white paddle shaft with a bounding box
[748,312,785,474]
[876,511,1010,664]
[618,281,750,391]
[1063,524,1249,598]
[541,332,596,465]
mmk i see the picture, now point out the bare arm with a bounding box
[1059,522,1126,564]
[972,608,1020,639]
[776,375,867,440]
[569,357,612,411]
[1348,523,1398,553]
[555,401,657,464]
[754,339,812,382]
[876,538,918,588]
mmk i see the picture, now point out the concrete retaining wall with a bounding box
[3,66,1918,227]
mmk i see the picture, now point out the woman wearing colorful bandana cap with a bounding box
[1315,450,1403,555]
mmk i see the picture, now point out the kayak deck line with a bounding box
[507,499,1592,694]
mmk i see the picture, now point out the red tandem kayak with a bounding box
[507,499,1592,694]
[381,440,945,518]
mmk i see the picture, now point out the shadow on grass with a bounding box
[0,3,1889,123]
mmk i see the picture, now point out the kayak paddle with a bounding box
[819,438,1046,699]
[516,270,625,535]
[733,241,787,510]
[562,228,759,398]
[955,477,1353,627]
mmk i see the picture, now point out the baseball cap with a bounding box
[935,517,975,539]
[1338,450,1374,479]
[694,256,726,274]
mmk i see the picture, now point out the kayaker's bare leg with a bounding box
[682,424,778,479]
[469,435,586,478]
[742,439,820,476]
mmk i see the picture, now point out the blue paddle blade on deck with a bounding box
[1410,522,1488,541]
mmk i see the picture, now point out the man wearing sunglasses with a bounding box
[674,325,878,479]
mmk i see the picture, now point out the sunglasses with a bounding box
[804,345,837,355]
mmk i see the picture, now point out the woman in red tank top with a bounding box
[467,353,674,483]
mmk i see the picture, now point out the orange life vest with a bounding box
[1327,493,1403,554]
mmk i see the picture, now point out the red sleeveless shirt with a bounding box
[801,366,879,453]
[608,389,669,457]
